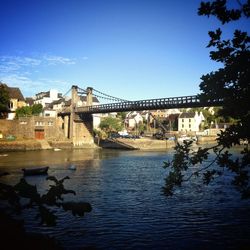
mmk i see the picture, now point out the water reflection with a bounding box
[0,148,250,249]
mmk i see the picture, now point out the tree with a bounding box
[31,103,43,115]
[0,84,10,118]
[99,117,123,136]
[138,122,146,134]
[163,0,250,198]
[15,106,32,117]
[15,104,43,118]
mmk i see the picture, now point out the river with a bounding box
[0,148,250,249]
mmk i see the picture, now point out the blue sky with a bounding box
[0,0,248,101]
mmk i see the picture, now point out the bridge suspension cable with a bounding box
[92,87,129,102]
[62,87,72,98]
[77,86,88,95]
[76,85,129,103]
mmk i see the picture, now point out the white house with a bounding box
[34,89,62,108]
[125,111,143,129]
[178,111,205,132]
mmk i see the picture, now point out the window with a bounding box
[35,121,44,126]
[182,124,184,128]
[48,121,53,126]
[189,124,191,128]
[182,119,184,122]
[189,119,191,122]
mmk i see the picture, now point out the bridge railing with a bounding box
[75,95,211,114]
[57,94,223,115]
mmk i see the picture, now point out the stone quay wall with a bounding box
[0,117,66,140]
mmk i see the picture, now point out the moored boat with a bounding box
[22,166,49,176]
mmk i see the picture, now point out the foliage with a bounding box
[0,175,92,226]
[0,174,91,248]
[99,116,123,136]
[31,104,43,115]
[16,104,43,118]
[138,122,146,133]
[117,112,127,120]
[16,106,32,117]
[163,0,250,198]
[0,84,10,116]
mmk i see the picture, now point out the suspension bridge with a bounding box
[58,85,223,146]
[60,85,223,115]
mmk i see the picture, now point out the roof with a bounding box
[5,86,25,101]
[51,98,65,105]
[166,114,179,121]
[25,97,34,106]
[179,112,195,118]
[80,96,99,103]
[36,91,50,97]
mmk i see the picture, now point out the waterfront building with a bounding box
[178,111,205,132]
[0,83,26,120]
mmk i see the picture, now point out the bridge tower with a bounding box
[69,85,94,147]
[86,87,93,106]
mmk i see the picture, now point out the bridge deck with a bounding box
[74,95,222,114]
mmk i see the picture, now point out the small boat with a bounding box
[177,135,193,142]
[0,154,8,157]
[69,165,76,170]
[54,148,62,151]
[22,166,49,176]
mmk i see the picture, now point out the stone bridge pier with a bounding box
[67,85,94,146]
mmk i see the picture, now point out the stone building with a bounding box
[0,116,65,140]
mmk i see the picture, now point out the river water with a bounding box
[0,148,250,249]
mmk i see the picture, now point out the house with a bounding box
[140,111,150,121]
[178,111,205,132]
[44,95,102,129]
[0,83,26,120]
[125,111,143,129]
[76,96,101,129]
[165,109,181,116]
[34,89,62,108]
[150,110,166,119]
[25,97,35,106]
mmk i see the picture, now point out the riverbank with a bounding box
[99,137,176,150]
[0,139,97,152]
[0,135,219,152]
[0,139,42,152]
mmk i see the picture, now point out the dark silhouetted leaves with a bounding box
[41,176,76,205]
[37,205,57,227]
[163,0,250,198]
[203,170,217,185]
[0,175,91,227]
[62,202,92,216]
[14,178,40,203]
